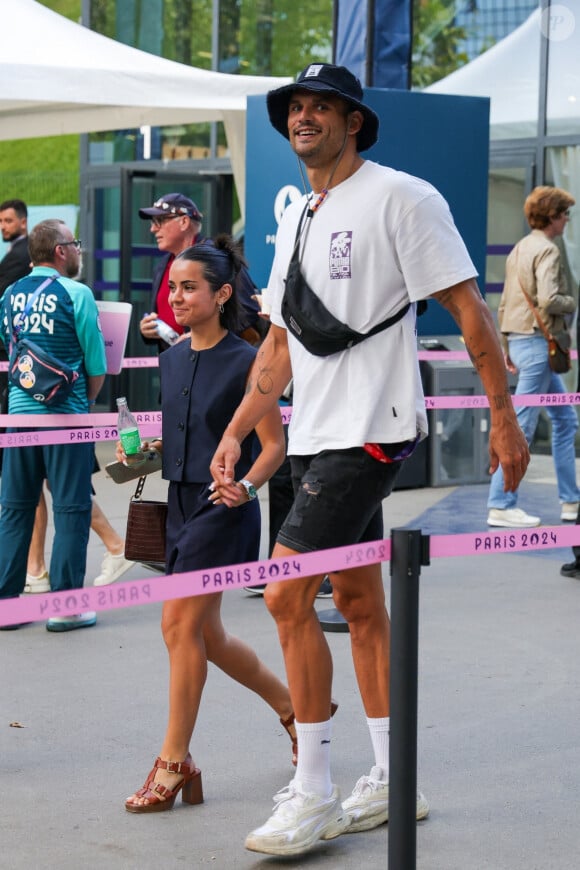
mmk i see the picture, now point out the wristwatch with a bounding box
[239,479,258,500]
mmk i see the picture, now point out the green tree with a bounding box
[411,0,469,88]
[0,0,80,207]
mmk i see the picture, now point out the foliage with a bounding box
[411,0,469,88]
[0,0,470,209]
[0,0,80,206]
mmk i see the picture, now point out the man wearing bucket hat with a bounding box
[138,192,262,352]
[211,62,530,856]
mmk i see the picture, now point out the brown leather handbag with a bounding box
[124,475,167,564]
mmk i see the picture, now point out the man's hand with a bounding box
[488,417,530,491]
[210,433,242,488]
[140,312,160,340]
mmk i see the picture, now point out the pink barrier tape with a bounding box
[0,350,578,372]
[0,411,163,447]
[2,525,580,628]
[0,423,162,447]
[0,539,390,627]
[0,357,159,372]
[430,524,579,557]
[0,411,161,427]
[2,393,580,445]
[424,392,580,410]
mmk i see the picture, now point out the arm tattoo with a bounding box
[493,391,511,411]
[257,370,274,395]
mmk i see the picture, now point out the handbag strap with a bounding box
[513,249,553,341]
[133,475,147,500]
[6,275,59,348]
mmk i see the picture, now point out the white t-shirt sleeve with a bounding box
[393,192,478,301]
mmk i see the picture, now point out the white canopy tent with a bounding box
[425,6,580,140]
[0,0,292,214]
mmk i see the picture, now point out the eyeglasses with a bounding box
[58,239,82,250]
[150,215,182,229]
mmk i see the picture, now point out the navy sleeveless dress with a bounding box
[159,332,261,576]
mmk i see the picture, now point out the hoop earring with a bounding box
[218,303,224,314]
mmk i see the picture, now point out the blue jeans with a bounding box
[0,439,94,598]
[488,334,580,509]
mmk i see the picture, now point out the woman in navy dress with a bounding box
[122,237,294,813]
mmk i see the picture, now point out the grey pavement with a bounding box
[1,444,580,869]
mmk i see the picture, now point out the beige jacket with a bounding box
[498,229,576,351]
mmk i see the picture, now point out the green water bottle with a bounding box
[116,396,144,465]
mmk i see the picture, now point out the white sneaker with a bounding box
[46,612,97,633]
[561,502,579,522]
[93,551,135,586]
[342,766,429,833]
[487,508,540,528]
[23,570,50,594]
[245,782,347,856]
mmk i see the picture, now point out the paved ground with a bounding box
[1,445,580,869]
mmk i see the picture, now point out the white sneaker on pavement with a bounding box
[342,765,429,833]
[245,781,347,856]
[23,570,50,594]
[487,508,540,528]
[560,502,580,522]
[93,551,135,586]
[46,612,97,632]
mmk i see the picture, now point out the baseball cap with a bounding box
[267,63,379,152]
[138,193,203,222]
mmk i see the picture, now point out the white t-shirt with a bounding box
[269,160,477,455]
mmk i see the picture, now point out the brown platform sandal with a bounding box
[125,753,203,813]
[281,700,339,766]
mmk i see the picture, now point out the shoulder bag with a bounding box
[6,275,80,404]
[124,474,168,565]
[514,257,571,374]
[281,204,410,357]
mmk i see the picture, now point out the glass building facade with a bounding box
[455,0,538,58]
[19,2,580,396]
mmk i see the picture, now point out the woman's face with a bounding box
[168,258,222,329]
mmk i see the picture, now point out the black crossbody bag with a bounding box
[281,204,410,357]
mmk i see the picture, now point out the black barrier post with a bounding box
[388,528,430,870]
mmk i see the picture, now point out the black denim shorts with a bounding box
[277,447,403,554]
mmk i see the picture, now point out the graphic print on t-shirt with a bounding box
[329,231,352,279]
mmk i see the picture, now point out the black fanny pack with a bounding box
[281,205,410,357]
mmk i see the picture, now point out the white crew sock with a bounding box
[367,716,390,780]
[294,719,333,798]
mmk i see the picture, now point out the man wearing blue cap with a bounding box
[211,62,530,856]
[138,193,261,352]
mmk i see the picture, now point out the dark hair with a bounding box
[524,186,575,229]
[28,219,68,265]
[0,198,27,219]
[176,234,244,332]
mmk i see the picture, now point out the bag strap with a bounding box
[513,249,553,342]
[6,275,59,347]
[288,201,411,344]
[133,475,147,500]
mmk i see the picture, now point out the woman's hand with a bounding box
[208,480,251,509]
[115,438,162,465]
[504,353,517,375]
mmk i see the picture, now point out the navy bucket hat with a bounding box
[267,63,379,152]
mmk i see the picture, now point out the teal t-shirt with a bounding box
[0,266,107,414]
